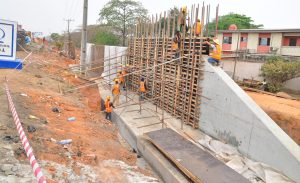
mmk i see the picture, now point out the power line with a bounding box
[63,19,75,59]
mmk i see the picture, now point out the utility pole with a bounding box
[64,19,74,59]
[80,0,88,71]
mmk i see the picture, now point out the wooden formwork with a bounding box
[126,4,209,128]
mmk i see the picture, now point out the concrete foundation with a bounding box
[200,60,300,182]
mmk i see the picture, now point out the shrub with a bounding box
[261,56,300,92]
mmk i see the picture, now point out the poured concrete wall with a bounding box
[86,43,105,77]
[199,59,300,182]
[102,46,127,85]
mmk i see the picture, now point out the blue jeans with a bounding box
[208,57,220,65]
[140,92,145,101]
[105,112,112,121]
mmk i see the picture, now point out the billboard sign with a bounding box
[0,19,17,61]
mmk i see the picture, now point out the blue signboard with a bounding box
[0,19,22,69]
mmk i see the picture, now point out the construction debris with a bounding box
[27,125,36,133]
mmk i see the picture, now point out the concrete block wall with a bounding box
[199,60,300,182]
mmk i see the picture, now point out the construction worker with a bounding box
[172,30,181,63]
[117,70,125,90]
[122,67,128,90]
[204,38,222,66]
[195,19,201,37]
[179,6,188,33]
[112,79,121,106]
[139,77,147,100]
[105,96,115,121]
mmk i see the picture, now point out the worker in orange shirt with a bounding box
[112,79,121,105]
[105,96,115,121]
[139,77,147,100]
[172,30,181,63]
[117,70,125,90]
[195,19,201,37]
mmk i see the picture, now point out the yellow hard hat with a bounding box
[182,6,187,13]
[213,38,220,45]
[106,96,111,100]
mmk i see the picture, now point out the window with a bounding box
[241,37,247,42]
[259,38,270,46]
[289,38,297,46]
[223,36,232,44]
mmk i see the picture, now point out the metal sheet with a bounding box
[145,128,251,183]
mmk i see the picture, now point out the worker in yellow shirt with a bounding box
[105,96,115,121]
[139,77,147,100]
[112,80,121,105]
[204,38,222,66]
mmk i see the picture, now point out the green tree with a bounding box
[50,33,60,41]
[99,0,148,46]
[208,13,263,34]
[261,56,300,92]
[90,31,120,45]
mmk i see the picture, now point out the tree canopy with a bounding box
[50,33,60,41]
[99,0,148,46]
[90,31,120,46]
[208,13,263,33]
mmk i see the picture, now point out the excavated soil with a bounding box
[247,91,300,145]
[0,51,157,182]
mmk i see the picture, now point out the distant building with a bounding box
[217,28,300,57]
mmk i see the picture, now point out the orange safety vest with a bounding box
[118,73,124,83]
[112,84,120,95]
[105,100,112,113]
[140,81,146,92]
[212,44,222,61]
[195,22,201,35]
[172,41,178,50]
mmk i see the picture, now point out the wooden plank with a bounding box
[145,128,251,183]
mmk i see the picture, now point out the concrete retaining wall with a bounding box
[86,43,105,77]
[199,60,300,182]
[103,46,127,85]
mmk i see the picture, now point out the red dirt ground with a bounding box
[247,91,300,145]
[0,51,154,182]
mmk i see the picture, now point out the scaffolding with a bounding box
[125,4,213,128]
[61,3,218,129]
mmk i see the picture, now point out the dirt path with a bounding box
[247,91,300,145]
[0,51,158,182]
